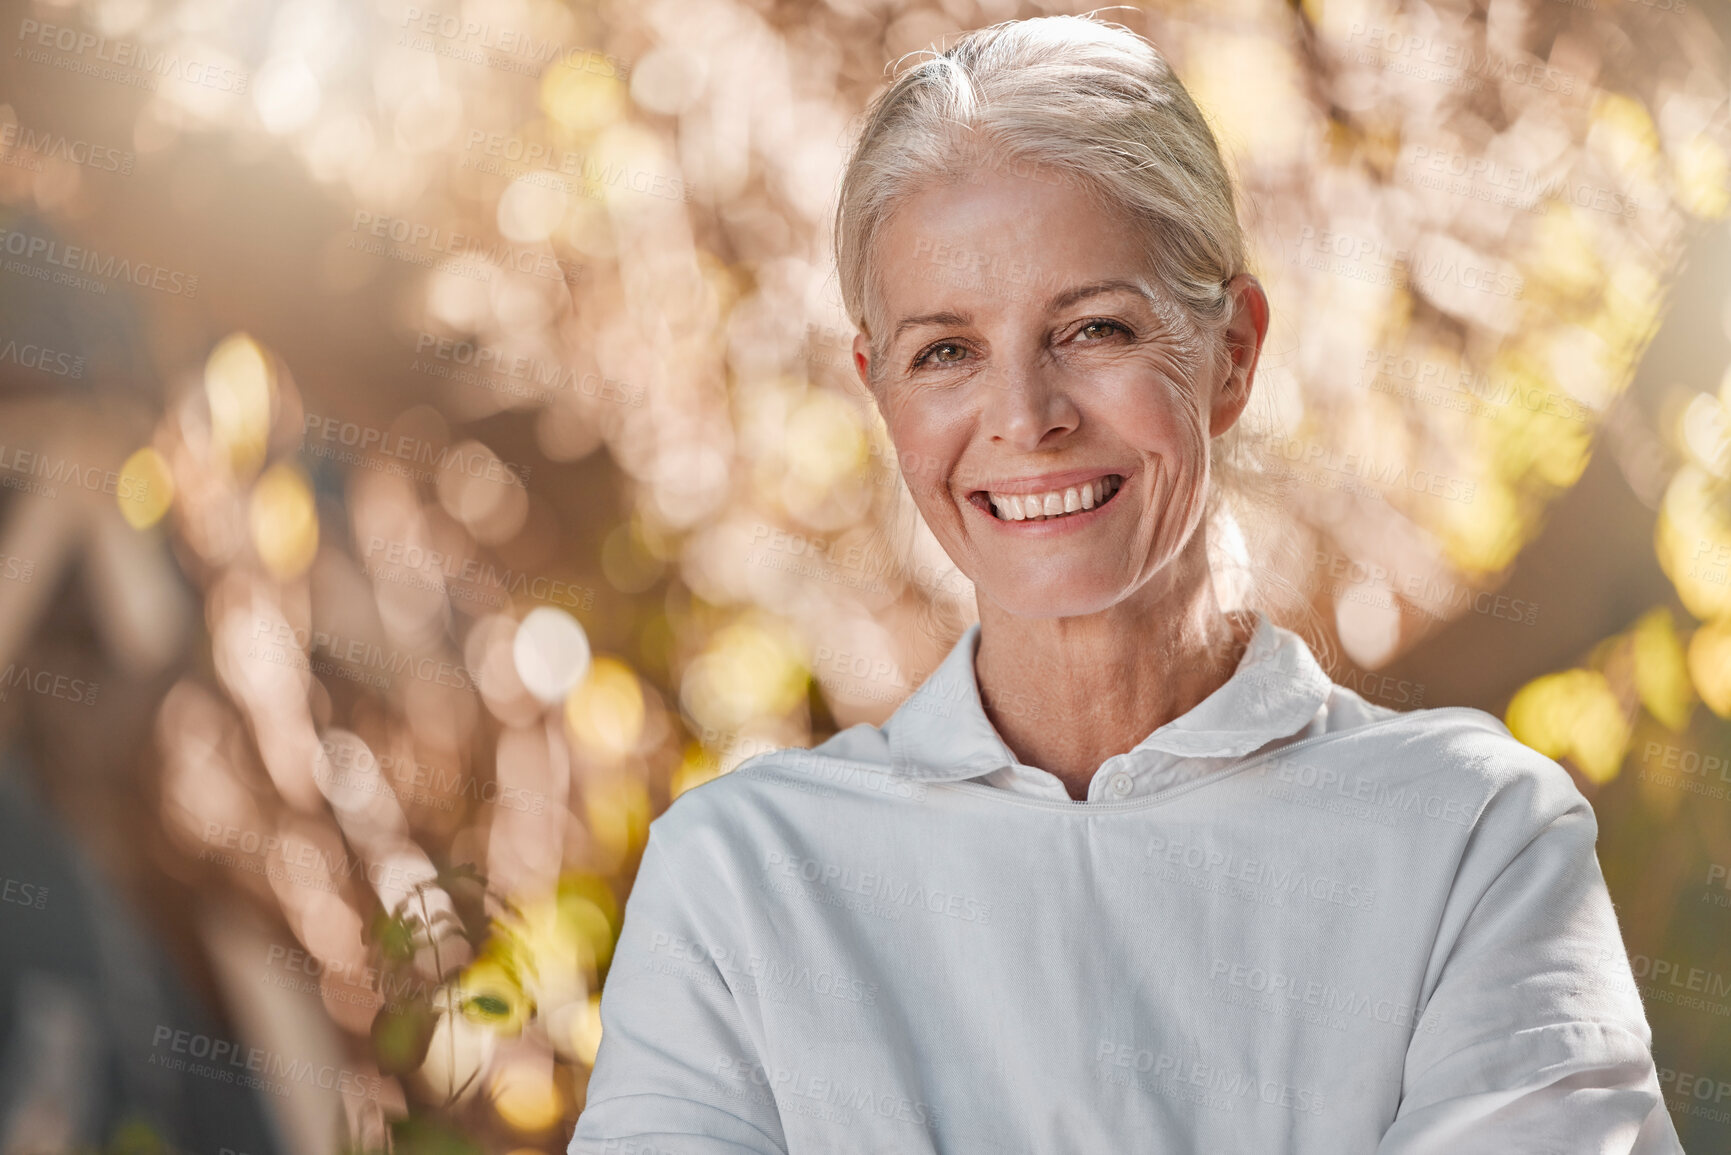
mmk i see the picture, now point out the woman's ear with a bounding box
[852,331,873,394]
[1209,274,1269,438]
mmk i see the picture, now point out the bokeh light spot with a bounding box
[512,606,592,705]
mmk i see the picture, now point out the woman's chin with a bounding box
[978,578,1122,621]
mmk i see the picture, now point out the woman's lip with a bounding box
[967,468,1127,497]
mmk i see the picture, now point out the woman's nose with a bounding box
[979,360,1081,449]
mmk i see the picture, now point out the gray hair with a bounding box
[834,14,1244,379]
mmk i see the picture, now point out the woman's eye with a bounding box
[1077,320,1125,341]
[916,342,968,367]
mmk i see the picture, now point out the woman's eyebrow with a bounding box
[1045,278,1155,312]
[888,280,1149,342]
[892,310,971,342]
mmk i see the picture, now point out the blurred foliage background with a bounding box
[1,0,1731,1149]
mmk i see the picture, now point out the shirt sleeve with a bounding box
[1374,768,1682,1155]
[569,825,788,1154]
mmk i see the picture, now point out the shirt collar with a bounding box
[885,610,1334,783]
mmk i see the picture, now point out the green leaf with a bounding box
[389,1116,483,1155]
[371,998,438,1077]
[466,993,511,1018]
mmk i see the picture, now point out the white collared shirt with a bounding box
[572,611,1681,1153]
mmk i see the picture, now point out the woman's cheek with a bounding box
[1156,457,1210,556]
[885,382,954,437]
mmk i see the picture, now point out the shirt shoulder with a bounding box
[1313,680,1405,733]
[1296,691,1592,835]
[642,723,902,855]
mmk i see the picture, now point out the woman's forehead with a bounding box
[868,175,1158,322]
[880,167,1129,251]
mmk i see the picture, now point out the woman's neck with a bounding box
[971,549,1253,801]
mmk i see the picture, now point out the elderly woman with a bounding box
[571,14,1678,1153]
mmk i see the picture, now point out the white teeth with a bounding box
[986,475,1120,521]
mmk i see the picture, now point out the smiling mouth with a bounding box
[972,474,1125,522]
